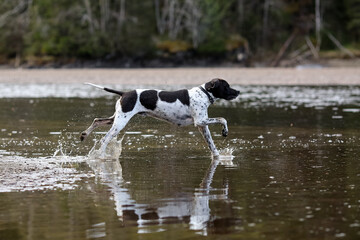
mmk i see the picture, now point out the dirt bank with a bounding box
[0,68,359,85]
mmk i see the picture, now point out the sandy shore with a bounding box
[0,68,359,85]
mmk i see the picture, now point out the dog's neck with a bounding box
[199,85,215,104]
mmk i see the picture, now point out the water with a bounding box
[1,85,360,239]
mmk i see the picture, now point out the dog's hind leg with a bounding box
[198,126,219,157]
[80,114,115,141]
[99,112,134,157]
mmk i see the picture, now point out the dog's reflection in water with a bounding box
[190,155,234,235]
[86,143,234,235]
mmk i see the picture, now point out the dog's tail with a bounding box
[85,83,124,96]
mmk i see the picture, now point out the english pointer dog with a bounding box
[81,78,240,157]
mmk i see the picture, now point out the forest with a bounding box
[0,0,359,67]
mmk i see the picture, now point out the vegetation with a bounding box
[0,0,359,67]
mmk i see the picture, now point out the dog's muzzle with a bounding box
[226,90,240,100]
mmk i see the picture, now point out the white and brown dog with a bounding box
[81,78,240,157]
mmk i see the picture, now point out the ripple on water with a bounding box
[1,84,360,109]
[0,155,93,192]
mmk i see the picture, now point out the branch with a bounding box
[154,0,166,34]
[315,0,321,50]
[0,0,29,28]
[83,0,94,34]
[289,44,307,59]
[327,32,355,58]
[270,30,298,67]
[305,36,319,59]
[288,50,312,66]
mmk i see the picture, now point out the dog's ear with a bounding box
[205,79,219,91]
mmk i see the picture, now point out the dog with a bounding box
[81,78,240,157]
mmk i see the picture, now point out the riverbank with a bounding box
[1,67,360,85]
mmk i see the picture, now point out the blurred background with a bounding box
[0,0,359,68]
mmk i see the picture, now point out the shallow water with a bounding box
[1,85,360,239]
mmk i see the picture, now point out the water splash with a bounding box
[219,147,234,156]
[53,140,67,157]
[0,155,92,192]
[88,135,124,160]
[52,129,82,157]
[216,147,235,166]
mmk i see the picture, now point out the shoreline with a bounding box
[1,67,359,85]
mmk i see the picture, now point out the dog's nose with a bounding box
[236,90,240,95]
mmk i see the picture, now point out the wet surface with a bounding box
[1,85,360,239]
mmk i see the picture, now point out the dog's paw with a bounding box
[80,132,87,141]
[222,128,228,137]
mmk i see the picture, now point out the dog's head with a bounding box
[205,78,240,100]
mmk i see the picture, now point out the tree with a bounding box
[0,0,32,65]
[345,0,360,40]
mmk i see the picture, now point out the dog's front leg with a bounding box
[99,112,134,158]
[80,116,114,141]
[99,126,119,157]
[198,125,220,157]
[198,118,228,137]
